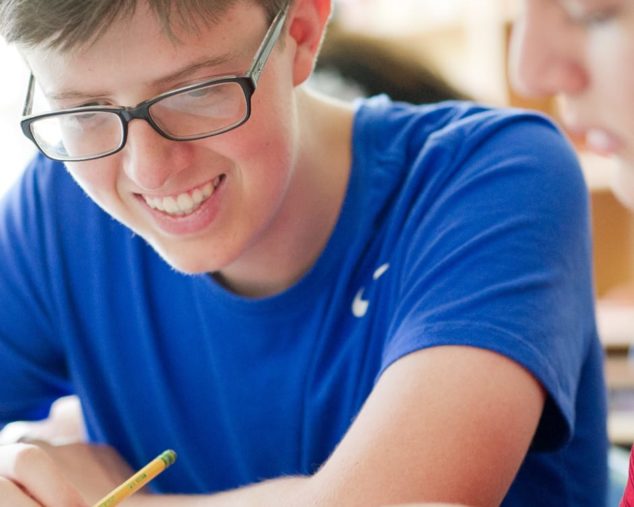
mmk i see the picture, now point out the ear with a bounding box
[286,0,331,86]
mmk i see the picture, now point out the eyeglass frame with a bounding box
[20,1,290,162]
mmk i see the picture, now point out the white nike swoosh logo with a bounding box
[352,287,369,318]
[373,263,389,280]
[351,263,390,318]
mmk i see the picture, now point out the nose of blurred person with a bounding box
[122,120,192,191]
[509,1,589,98]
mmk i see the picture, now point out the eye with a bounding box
[189,87,218,99]
[186,85,231,103]
[562,1,623,26]
[576,8,619,25]
[60,111,110,131]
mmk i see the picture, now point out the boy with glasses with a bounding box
[0,0,607,505]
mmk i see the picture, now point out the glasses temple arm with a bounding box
[22,74,35,116]
[247,2,290,85]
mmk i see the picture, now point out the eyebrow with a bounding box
[48,52,238,102]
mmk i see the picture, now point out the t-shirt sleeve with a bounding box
[380,111,596,451]
[0,155,73,425]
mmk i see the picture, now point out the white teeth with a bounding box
[150,197,165,211]
[177,193,194,212]
[142,178,221,216]
[163,196,178,214]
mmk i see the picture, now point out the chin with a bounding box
[152,246,220,275]
[610,158,634,212]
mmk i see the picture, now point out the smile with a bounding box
[142,175,224,216]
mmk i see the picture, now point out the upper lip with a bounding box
[566,123,624,155]
[563,123,587,137]
[560,117,591,137]
[134,176,221,199]
[557,107,589,136]
[562,121,606,139]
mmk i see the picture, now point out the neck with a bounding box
[214,88,355,298]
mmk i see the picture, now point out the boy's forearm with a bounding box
[132,476,315,507]
[131,479,468,507]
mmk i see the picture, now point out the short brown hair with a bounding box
[0,0,290,51]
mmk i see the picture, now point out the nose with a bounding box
[509,1,589,98]
[122,120,192,191]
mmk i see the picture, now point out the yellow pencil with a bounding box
[92,449,177,507]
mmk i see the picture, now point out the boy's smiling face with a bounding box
[23,0,302,275]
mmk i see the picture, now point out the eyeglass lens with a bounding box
[29,81,249,161]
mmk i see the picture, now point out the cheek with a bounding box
[65,160,125,212]
[235,53,297,163]
[587,25,634,132]
[214,76,297,186]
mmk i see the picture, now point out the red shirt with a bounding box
[622,448,634,507]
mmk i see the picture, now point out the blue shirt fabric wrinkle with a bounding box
[0,96,607,505]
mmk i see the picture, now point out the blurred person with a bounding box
[509,1,634,505]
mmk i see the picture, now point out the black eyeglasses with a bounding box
[20,3,289,162]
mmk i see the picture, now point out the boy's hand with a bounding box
[0,442,88,506]
[0,442,134,507]
[0,396,86,446]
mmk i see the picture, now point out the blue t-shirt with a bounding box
[0,98,607,506]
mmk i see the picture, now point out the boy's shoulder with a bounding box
[13,154,99,216]
[353,96,576,178]
[355,95,560,146]
[1,153,126,248]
